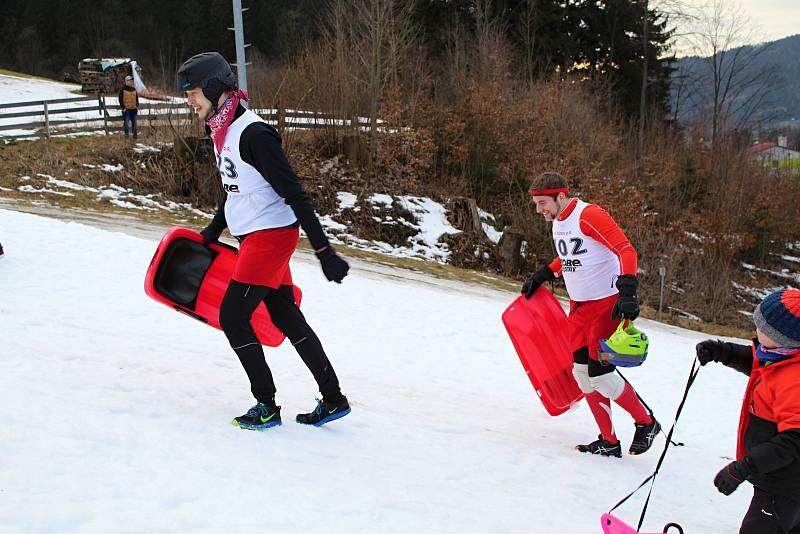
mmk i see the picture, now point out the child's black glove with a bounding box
[714,458,754,496]
[696,340,727,365]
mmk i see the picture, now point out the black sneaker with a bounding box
[296,397,351,427]
[232,402,282,431]
[576,435,622,457]
[629,419,661,455]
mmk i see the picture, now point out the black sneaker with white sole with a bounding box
[629,419,661,455]
[576,435,622,457]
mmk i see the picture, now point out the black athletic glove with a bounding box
[316,246,349,283]
[199,225,223,247]
[522,265,556,299]
[714,458,754,496]
[696,340,726,365]
[611,275,639,320]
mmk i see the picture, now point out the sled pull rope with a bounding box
[609,358,701,531]
[616,369,684,448]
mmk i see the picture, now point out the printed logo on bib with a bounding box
[556,237,587,272]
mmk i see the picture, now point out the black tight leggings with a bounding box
[219,281,342,405]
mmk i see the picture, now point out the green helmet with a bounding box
[599,321,649,367]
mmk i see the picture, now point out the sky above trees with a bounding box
[685,0,799,43]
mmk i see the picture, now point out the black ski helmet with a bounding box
[176,52,236,109]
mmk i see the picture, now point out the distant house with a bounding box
[748,136,800,174]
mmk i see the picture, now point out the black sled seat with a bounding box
[153,237,216,309]
[145,227,299,347]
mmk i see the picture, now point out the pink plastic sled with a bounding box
[501,289,583,416]
[601,514,684,534]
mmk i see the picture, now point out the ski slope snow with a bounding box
[0,208,755,533]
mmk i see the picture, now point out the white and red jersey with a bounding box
[213,108,297,236]
[548,198,637,302]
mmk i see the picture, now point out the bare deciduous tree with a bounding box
[326,0,417,163]
[679,0,780,144]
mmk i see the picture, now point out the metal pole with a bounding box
[658,265,666,321]
[231,0,250,106]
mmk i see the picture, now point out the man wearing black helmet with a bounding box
[177,52,351,430]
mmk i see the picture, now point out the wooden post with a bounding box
[277,107,285,135]
[99,95,108,136]
[43,101,50,138]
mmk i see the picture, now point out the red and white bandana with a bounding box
[206,89,249,153]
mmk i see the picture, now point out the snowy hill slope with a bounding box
[0,72,81,102]
[0,208,754,533]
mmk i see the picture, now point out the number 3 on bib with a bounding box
[216,154,238,179]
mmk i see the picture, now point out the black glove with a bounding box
[316,247,349,283]
[199,225,223,247]
[611,275,639,320]
[714,458,754,496]
[522,265,556,299]
[696,340,727,366]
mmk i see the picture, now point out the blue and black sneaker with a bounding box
[232,402,282,431]
[296,397,351,427]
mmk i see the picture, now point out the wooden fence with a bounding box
[0,95,369,140]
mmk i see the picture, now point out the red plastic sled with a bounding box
[501,289,583,416]
[144,227,301,347]
[601,514,684,534]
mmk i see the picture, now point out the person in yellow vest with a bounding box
[118,75,139,139]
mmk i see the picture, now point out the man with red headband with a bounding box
[522,171,659,457]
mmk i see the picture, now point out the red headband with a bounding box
[529,187,569,196]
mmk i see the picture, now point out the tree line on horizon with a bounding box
[0,0,673,122]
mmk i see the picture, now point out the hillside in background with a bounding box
[673,34,800,131]
[1,67,798,334]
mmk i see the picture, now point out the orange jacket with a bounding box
[727,342,800,498]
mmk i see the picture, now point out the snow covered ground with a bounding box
[0,72,81,103]
[3,167,468,263]
[0,208,757,533]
